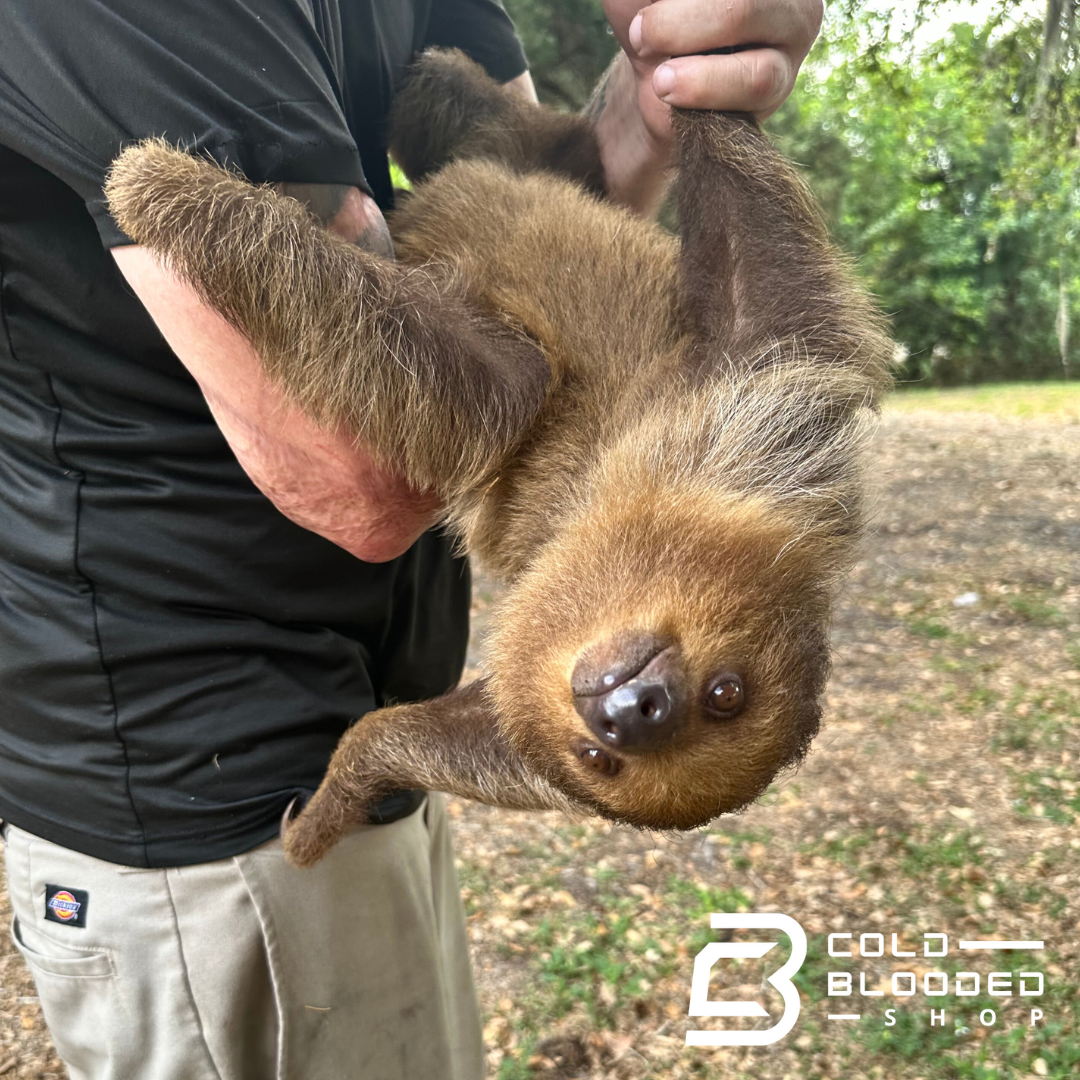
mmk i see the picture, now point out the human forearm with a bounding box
[587,53,674,217]
[109,171,441,563]
[112,245,441,562]
[107,141,550,561]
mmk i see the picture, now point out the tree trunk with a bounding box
[1035,0,1078,116]
[1058,263,1071,377]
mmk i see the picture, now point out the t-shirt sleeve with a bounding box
[422,0,529,84]
[0,1,369,248]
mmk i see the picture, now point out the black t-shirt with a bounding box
[0,1,527,867]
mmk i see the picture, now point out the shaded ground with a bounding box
[458,393,1080,1080]
[0,389,1076,1078]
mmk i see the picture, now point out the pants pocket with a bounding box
[11,918,114,978]
[11,918,115,1079]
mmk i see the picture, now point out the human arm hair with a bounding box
[111,182,427,563]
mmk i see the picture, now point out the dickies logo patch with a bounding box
[45,885,88,928]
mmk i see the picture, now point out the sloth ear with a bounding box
[105,140,550,500]
[673,110,889,386]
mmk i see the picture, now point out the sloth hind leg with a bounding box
[389,49,605,196]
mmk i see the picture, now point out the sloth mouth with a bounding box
[569,632,672,697]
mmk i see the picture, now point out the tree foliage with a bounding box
[506,0,1079,384]
[770,2,1079,384]
[504,0,617,108]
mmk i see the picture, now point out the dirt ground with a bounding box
[0,395,1076,1079]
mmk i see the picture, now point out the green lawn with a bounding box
[886,381,1080,420]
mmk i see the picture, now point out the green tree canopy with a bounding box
[504,0,617,108]
[770,1,1079,383]
[507,0,1079,384]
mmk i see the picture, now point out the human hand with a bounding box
[603,0,822,140]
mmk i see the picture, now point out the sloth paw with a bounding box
[389,49,514,181]
[280,791,363,869]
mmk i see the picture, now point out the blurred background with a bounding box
[505,0,1079,386]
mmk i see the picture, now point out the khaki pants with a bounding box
[2,795,482,1080]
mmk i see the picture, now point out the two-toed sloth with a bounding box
[107,50,892,867]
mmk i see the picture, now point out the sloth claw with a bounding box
[279,795,302,841]
[281,793,354,869]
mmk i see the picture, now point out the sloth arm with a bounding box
[283,680,575,868]
[112,185,440,564]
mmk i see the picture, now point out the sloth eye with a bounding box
[705,673,745,719]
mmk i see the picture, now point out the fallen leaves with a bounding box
[458,410,1080,1079]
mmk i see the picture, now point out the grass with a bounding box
[476,816,1078,1079]
[982,682,1080,823]
[468,849,763,1076]
[906,616,954,639]
[885,381,1080,420]
[1000,592,1066,628]
[1012,769,1080,825]
[991,683,1077,754]
[809,826,986,902]
[851,954,1080,1080]
[900,611,979,648]
[517,877,754,1028]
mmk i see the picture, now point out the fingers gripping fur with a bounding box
[105,140,550,499]
[389,50,606,197]
[282,682,577,868]
[672,110,892,395]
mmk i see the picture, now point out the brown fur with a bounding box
[105,50,893,867]
[388,50,606,197]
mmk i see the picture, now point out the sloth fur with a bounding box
[106,50,893,867]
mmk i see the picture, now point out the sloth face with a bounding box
[486,483,832,830]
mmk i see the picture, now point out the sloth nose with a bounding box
[572,641,683,750]
[579,673,676,749]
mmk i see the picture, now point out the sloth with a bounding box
[106,50,893,868]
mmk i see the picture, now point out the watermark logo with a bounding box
[686,916,1050,1046]
[686,913,807,1046]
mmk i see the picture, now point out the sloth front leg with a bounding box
[104,142,549,502]
[282,681,577,868]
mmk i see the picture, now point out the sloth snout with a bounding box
[573,647,684,750]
